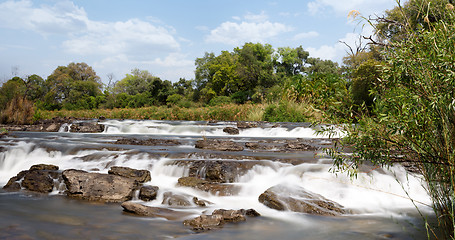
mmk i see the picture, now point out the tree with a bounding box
[44,62,102,110]
[275,46,309,76]
[333,2,455,238]
[0,77,26,111]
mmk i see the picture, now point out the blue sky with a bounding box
[0,0,396,84]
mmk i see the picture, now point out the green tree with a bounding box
[0,77,26,110]
[44,62,102,110]
[333,2,455,238]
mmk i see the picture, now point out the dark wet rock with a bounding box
[258,185,346,216]
[121,202,193,220]
[236,121,258,129]
[193,197,212,207]
[139,186,159,201]
[3,170,28,191]
[69,122,105,133]
[162,192,192,206]
[29,164,59,171]
[171,160,260,183]
[98,116,106,120]
[183,214,224,231]
[223,127,239,135]
[245,142,275,150]
[115,137,181,146]
[62,169,138,202]
[0,131,8,138]
[177,177,238,196]
[195,139,244,151]
[3,165,61,193]
[108,166,151,183]
[21,170,55,193]
[284,140,318,151]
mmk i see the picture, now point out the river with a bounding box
[0,120,435,239]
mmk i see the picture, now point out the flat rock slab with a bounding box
[62,169,138,202]
[108,166,151,183]
[121,202,193,221]
[195,139,244,151]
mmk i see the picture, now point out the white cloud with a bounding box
[0,0,87,35]
[63,19,180,58]
[206,12,293,45]
[293,31,319,40]
[307,0,395,17]
[307,28,373,64]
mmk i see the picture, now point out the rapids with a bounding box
[0,120,435,239]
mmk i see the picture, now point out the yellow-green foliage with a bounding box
[0,96,35,124]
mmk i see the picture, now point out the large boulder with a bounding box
[3,164,61,193]
[236,122,258,129]
[138,186,159,201]
[62,169,138,202]
[195,139,244,151]
[258,185,346,216]
[69,122,105,133]
[121,202,192,220]
[108,166,151,183]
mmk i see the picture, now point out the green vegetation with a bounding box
[330,1,455,238]
[2,2,455,237]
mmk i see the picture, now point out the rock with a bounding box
[193,197,212,207]
[183,214,224,231]
[258,185,346,216]
[21,170,55,193]
[3,170,28,191]
[223,127,239,135]
[237,122,258,129]
[177,177,238,196]
[183,208,260,232]
[45,123,60,132]
[162,192,192,206]
[108,166,151,183]
[245,142,275,150]
[69,122,105,133]
[115,138,181,146]
[283,140,318,151]
[171,160,257,183]
[98,116,106,120]
[121,202,192,220]
[195,139,244,151]
[29,164,59,171]
[138,186,159,201]
[211,209,246,222]
[3,165,61,193]
[62,169,138,202]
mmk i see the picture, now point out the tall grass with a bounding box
[0,96,35,124]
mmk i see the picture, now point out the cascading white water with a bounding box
[0,120,434,239]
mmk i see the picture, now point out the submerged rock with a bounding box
[69,122,105,133]
[162,192,192,207]
[177,177,238,196]
[121,202,192,220]
[139,186,159,201]
[223,127,239,135]
[114,137,181,146]
[258,184,346,216]
[195,139,244,151]
[108,166,151,183]
[62,169,138,202]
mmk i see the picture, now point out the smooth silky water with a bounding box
[0,120,436,239]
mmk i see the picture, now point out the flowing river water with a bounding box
[0,120,435,239]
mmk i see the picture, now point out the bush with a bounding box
[262,101,307,122]
[208,96,232,106]
[230,91,250,104]
[0,96,35,124]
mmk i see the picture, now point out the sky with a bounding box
[0,0,397,84]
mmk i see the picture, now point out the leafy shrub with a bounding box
[230,91,250,104]
[262,101,307,122]
[208,96,232,106]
